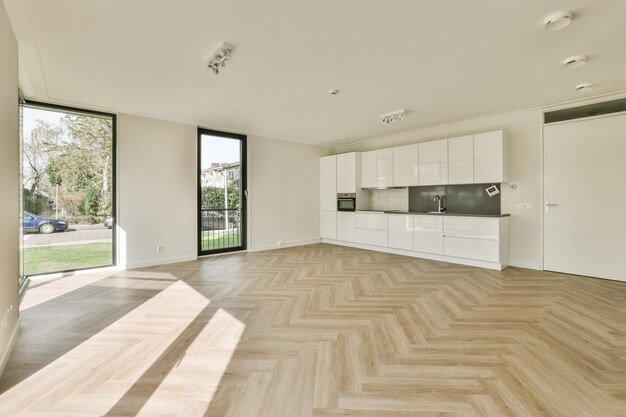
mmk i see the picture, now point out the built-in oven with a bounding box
[337,194,356,212]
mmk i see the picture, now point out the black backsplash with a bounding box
[409,183,501,215]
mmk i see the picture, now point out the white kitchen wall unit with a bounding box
[337,152,358,193]
[320,211,337,239]
[443,217,509,264]
[360,150,377,188]
[320,155,337,211]
[355,212,387,246]
[448,135,474,184]
[361,149,393,188]
[419,139,448,185]
[376,148,394,188]
[473,130,508,183]
[337,212,356,242]
[413,215,444,254]
[393,143,419,186]
[387,214,413,250]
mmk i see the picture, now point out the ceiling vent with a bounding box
[563,55,587,68]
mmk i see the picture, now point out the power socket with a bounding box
[157,245,164,253]
[517,203,533,209]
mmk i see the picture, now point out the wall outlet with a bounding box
[277,241,284,247]
[157,245,164,253]
[517,203,533,209]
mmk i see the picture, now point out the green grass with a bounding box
[202,231,240,251]
[23,242,113,276]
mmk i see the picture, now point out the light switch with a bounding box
[517,203,533,209]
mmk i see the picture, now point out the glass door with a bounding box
[198,129,246,255]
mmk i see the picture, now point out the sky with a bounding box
[201,135,241,169]
[22,107,64,142]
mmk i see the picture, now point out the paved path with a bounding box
[24,224,112,248]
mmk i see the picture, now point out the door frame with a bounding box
[197,128,247,256]
[21,100,117,275]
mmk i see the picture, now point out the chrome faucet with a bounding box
[433,195,446,213]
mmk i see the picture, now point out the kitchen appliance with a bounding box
[337,194,356,212]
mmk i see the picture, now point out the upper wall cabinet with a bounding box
[320,155,337,211]
[337,152,358,193]
[419,139,448,185]
[474,130,508,183]
[361,150,377,188]
[361,149,393,188]
[448,135,474,184]
[376,148,394,188]
[393,143,419,187]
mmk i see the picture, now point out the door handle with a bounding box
[545,202,558,213]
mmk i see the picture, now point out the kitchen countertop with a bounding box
[356,210,510,218]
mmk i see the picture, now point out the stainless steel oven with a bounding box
[337,194,356,212]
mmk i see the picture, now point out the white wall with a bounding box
[117,114,197,268]
[335,110,543,270]
[0,1,20,373]
[247,135,327,251]
[117,114,328,265]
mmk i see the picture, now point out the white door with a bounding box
[448,135,474,184]
[320,155,337,211]
[544,114,626,282]
[393,144,419,186]
[376,148,394,188]
[361,150,377,188]
[337,212,356,242]
[337,152,356,193]
[320,211,337,239]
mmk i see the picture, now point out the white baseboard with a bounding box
[124,255,197,269]
[0,317,21,378]
[248,238,321,253]
[508,259,542,270]
[322,239,506,271]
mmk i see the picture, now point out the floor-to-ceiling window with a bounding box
[198,129,246,255]
[20,102,116,276]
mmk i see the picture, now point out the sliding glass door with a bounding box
[198,129,246,255]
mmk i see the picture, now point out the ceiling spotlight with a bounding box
[544,11,573,31]
[575,83,595,92]
[563,55,587,68]
[207,42,235,75]
[381,109,407,125]
[329,89,340,95]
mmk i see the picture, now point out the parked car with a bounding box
[104,217,113,229]
[23,211,68,234]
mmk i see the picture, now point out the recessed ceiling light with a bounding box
[575,83,595,92]
[563,55,587,68]
[544,11,573,31]
[328,89,340,96]
[381,109,407,125]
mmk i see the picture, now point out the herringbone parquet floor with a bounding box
[0,243,624,417]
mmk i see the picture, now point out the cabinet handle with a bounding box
[545,201,558,213]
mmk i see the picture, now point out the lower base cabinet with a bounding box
[355,212,388,246]
[413,215,444,254]
[388,214,413,250]
[337,212,356,242]
[320,211,337,239]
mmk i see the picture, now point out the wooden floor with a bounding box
[1,243,625,417]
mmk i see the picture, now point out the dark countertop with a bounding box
[383,210,510,218]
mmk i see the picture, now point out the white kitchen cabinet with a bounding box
[419,140,448,185]
[443,217,508,263]
[320,155,337,211]
[337,212,356,242]
[320,211,337,239]
[376,148,394,188]
[337,152,358,193]
[413,215,444,254]
[356,212,388,246]
[393,144,419,186]
[387,214,413,250]
[474,130,508,183]
[448,135,474,184]
[361,150,377,188]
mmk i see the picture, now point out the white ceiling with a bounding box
[4,0,626,146]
